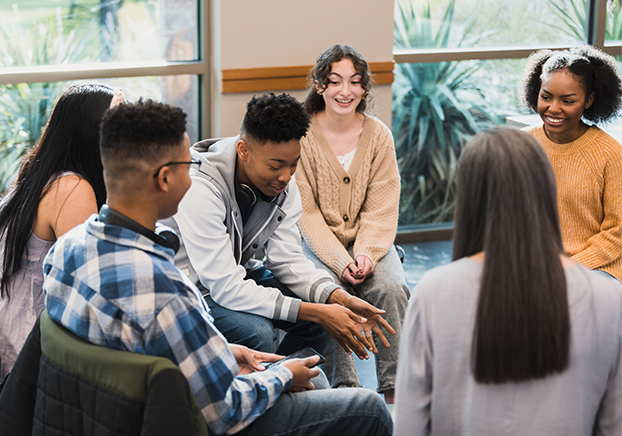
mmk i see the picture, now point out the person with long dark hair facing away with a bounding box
[520,46,622,281]
[393,127,622,435]
[0,83,123,385]
[297,44,409,403]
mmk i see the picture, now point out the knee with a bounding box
[242,322,277,352]
[373,282,410,311]
[354,390,394,435]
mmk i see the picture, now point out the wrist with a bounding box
[298,301,323,323]
[327,288,352,306]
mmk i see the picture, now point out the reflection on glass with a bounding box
[105,75,199,143]
[606,1,622,44]
[394,0,587,51]
[0,0,198,67]
[0,75,199,192]
[393,59,525,227]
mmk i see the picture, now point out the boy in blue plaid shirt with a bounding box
[42,100,392,436]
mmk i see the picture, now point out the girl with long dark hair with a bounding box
[0,83,122,383]
[296,44,409,403]
[394,127,622,435]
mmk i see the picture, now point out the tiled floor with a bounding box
[354,240,453,392]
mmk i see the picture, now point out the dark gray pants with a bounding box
[302,242,410,393]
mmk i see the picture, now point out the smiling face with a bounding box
[236,137,300,198]
[318,58,365,117]
[537,69,594,144]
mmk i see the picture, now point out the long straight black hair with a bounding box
[453,127,570,383]
[0,83,114,299]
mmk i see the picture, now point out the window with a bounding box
[394,0,620,228]
[0,0,207,192]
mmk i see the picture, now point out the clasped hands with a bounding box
[341,255,374,286]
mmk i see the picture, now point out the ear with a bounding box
[584,91,595,110]
[237,139,250,162]
[315,80,323,95]
[154,167,171,193]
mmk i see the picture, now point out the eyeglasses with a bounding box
[153,159,201,177]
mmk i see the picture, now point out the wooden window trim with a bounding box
[222,61,394,93]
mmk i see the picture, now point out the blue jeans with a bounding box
[233,388,393,436]
[205,267,330,356]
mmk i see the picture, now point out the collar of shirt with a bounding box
[85,215,176,264]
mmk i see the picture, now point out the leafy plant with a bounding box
[550,0,622,41]
[0,5,103,192]
[393,0,509,225]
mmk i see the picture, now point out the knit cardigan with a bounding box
[296,114,401,277]
[527,124,622,280]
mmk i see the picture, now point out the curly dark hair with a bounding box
[100,99,187,161]
[303,44,373,115]
[241,92,310,143]
[519,45,622,123]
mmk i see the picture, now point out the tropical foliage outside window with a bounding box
[0,0,199,193]
[392,0,622,227]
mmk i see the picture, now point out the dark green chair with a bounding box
[0,310,208,436]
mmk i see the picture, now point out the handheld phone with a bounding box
[262,347,325,369]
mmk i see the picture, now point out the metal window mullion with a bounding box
[587,0,607,48]
[0,61,206,86]
[393,45,579,64]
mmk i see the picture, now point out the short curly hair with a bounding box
[241,92,310,143]
[519,45,622,124]
[100,99,187,161]
[303,44,373,115]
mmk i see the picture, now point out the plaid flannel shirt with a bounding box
[43,215,292,436]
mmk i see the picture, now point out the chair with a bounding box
[0,311,208,436]
[395,244,405,264]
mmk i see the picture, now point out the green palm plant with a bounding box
[0,5,102,192]
[393,0,506,225]
[550,0,622,41]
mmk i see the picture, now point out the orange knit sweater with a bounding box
[527,125,622,280]
[296,115,401,277]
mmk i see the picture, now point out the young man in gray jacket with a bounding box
[170,93,394,360]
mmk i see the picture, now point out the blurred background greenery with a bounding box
[0,0,619,228]
[392,0,622,226]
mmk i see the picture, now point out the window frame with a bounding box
[392,0,620,242]
[0,0,213,138]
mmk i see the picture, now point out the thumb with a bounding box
[346,309,367,324]
[247,356,265,371]
[303,355,320,368]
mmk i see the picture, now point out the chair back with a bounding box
[35,311,207,436]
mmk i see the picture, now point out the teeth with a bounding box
[336,99,352,104]
[546,116,564,123]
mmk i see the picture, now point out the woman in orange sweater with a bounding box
[296,44,410,403]
[519,46,622,281]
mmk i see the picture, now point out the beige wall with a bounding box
[212,0,396,137]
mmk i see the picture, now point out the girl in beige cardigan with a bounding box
[297,44,410,403]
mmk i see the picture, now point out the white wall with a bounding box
[214,0,396,137]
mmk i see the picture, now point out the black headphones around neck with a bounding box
[235,182,257,208]
[235,182,279,208]
[98,205,180,254]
